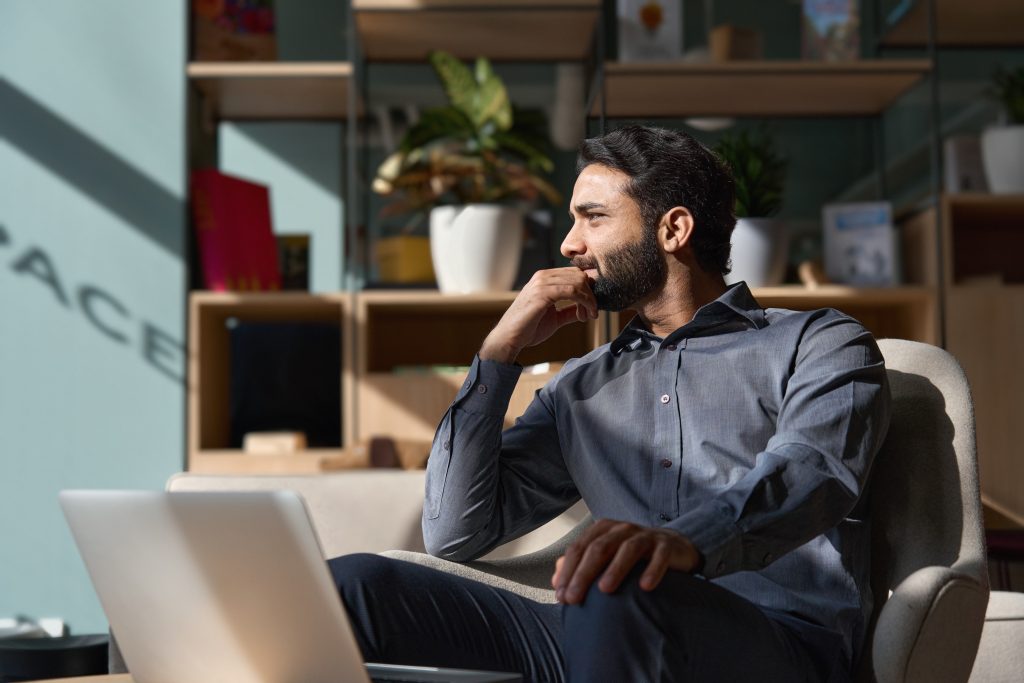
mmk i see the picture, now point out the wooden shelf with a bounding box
[187,62,355,120]
[592,60,932,118]
[352,0,600,61]
[190,450,346,474]
[881,0,1024,48]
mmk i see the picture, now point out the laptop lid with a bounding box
[60,490,520,683]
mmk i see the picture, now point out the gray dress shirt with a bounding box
[423,282,891,665]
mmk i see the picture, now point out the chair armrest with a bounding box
[381,515,593,604]
[873,565,989,683]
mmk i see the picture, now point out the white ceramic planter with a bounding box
[724,217,788,288]
[981,125,1024,193]
[429,204,524,294]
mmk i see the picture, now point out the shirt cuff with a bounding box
[666,503,743,579]
[453,355,523,416]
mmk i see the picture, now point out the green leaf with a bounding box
[472,58,512,131]
[492,131,554,172]
[429,51,477,119]
[399,106,475,153]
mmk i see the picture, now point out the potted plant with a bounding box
[713,129,789,287]
[373,51,561,294]
[981,66,1024,193]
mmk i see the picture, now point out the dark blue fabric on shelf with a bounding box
[228,321,341,448]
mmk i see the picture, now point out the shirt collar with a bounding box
[609,282,767,353]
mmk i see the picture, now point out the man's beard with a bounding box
[572,225,667,312]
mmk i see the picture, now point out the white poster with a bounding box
[618,0,682,62]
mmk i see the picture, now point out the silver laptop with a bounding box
[59,489,520,683]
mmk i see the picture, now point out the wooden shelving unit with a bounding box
[187,62,355,119]
[354,291,604,443]
[352,0,601,61]
[901,194,1024,526]
[188,292,354,474]
[592,60,932,118]
[603,286,938,346]
[881,0,1024,48]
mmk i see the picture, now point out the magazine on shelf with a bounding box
[822,201,898,286]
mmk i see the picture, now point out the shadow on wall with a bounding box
[0,77,186,383]
[0,224,184,384]
[0,78,183,259]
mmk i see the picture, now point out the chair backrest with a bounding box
[862,339,990,682]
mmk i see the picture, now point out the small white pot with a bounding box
[981,125,1024,193]
[725,217,788,288]
[429,204,524,294]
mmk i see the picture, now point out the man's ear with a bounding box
[660,207,695,254]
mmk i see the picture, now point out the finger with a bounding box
[564,524,635,604]
[640,544,671,591]
[552,556,565,588]
[598,536,651,594]
[554,519,617,600]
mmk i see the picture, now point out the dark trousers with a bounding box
[329,554,846,683]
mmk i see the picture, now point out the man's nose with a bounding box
[560,222,584,260]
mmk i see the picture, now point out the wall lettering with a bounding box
[2,225,184,383]
[11,247,70,306]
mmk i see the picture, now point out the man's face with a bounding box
[562,164,667,312]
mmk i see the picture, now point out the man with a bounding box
[331,126,891,682]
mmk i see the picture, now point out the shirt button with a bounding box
[664,343,677,351]
[477,384,488,394]
[716,560,726,573]
[762,553,773,566]
[660,394,670,404]
[658,513,670,522]
[660,458,672,469]
[442,441,450,451]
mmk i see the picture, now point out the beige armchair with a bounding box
[384,339,999,682]
[110,340,1017,681]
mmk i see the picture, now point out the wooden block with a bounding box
[242,431,308,455]
[709,25,763,62]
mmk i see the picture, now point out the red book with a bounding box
[190,169,281,291]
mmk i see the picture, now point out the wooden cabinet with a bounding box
[188,291,604,472]
[902,195,1024,525]
[355,291,603,443]
[187,292,354,473]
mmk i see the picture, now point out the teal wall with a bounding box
[0,1,186,634]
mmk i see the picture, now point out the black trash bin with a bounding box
[0,635,108,682]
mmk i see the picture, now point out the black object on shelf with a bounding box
[0,634,108,683]
[228,320,342,448]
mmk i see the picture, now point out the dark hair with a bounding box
[576,125,736,275]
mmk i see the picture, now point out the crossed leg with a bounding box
[329,554,842,683]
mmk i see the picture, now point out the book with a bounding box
[617,0,682,62]
[192,0,277,61]
[190,169,282,291]
[944,135,990,193]
[802,0,860,61]
[823,201,898,286]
